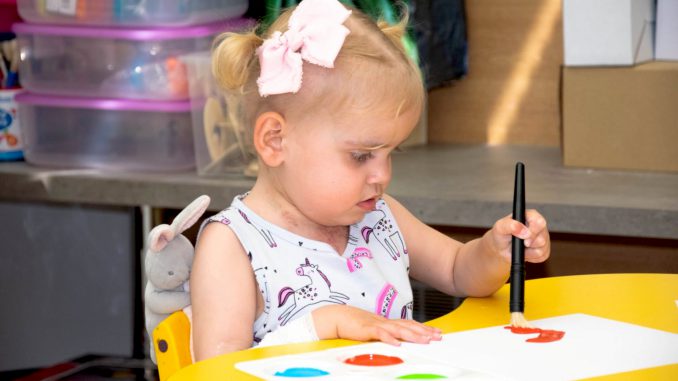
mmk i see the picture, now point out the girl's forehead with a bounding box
[327,87,421,124]
[330,105,420,144]
[301,57,422,111]
[281,60,423,135]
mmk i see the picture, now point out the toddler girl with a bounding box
[191,0,550,362]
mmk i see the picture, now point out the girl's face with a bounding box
[277,104,420,228]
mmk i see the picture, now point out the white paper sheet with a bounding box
[236,314,678,380]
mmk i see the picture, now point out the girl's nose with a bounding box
[367,157,392,186]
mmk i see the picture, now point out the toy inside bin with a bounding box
[182,51,257,177]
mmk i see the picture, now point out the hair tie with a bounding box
[256,0,352,97]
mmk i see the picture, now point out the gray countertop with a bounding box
[1,144,676,240]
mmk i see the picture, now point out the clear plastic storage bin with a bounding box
[15,92,195,171]
[13,19,250,100]
[17,0,248,27]
[182,51,256,177]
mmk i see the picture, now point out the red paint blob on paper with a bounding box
[344,354,404,366]
[504,326,565,343]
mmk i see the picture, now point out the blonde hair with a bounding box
[211,4,424,130]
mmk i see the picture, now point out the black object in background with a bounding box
[411,0,468,89]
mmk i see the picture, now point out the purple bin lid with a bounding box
[15,92,195,112]
[13,18,253,40]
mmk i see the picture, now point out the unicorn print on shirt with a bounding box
[361,209,407,261]
[401,301,413,319]
[253,265,271,324]
[277,258,350,325]
[346,246,373,272]
[375,283,398,317]
[238,209,277,248]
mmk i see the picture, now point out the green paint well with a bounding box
[397,373,448,379]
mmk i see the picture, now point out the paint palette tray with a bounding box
[236,342,506,380]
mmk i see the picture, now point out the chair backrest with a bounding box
[153,310,193,381]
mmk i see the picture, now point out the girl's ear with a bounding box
[253,112,286,167]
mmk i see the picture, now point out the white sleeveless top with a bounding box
[201,194,414,346]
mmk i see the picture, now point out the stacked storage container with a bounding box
[0,0,23,161]
[12,0,250,171]
[561,0,678,173]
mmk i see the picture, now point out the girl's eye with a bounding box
[351,151,374,163]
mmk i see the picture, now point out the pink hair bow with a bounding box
[256,0,352,97]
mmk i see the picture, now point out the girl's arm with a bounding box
[383,194,550,297]
[190,222,258,361]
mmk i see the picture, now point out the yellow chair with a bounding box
[153,311,193,381]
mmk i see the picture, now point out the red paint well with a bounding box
[344,354,404,366]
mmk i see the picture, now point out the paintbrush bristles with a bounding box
[510,312,534,328]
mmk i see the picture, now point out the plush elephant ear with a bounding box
[148,224,175,253]
[171,195,211,234]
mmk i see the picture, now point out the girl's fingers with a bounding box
[491,215,528,255]
[375,326,402,346]
[396,327,435,344]
[526,210,548,235]
[525,235,545,248]
[380,321,442,344]
[488,210,550,263]
[392,319,440,334]
[495,214,529,239]
[526,245,550,263]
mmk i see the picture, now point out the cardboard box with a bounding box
[656,0,678,61]
[563,0,655,66]
[562,62,678,172]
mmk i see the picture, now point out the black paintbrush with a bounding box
[509,162,533,328]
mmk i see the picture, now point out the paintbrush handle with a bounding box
[510,162,526,313]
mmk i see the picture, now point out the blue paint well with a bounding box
[274,367,330,377]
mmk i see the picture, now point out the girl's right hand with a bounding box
[311,304,442,346]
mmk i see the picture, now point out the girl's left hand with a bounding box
[490,209,550,263]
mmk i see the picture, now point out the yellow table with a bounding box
[170,273,678,380]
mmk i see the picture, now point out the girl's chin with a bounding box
[343,210,370,226]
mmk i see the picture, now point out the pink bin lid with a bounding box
[13,17,252,40]
[15,92,194,112]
